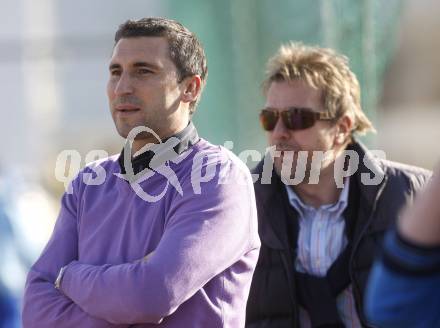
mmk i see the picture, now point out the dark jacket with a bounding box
[246,141,431,328]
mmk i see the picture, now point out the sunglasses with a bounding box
[259,107,335,131]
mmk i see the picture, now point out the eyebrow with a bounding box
[108,62,161,71]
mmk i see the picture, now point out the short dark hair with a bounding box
[114,17,208,111]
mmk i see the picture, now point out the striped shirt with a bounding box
[285,179,362,328]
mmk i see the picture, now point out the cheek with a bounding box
[319,127,338,149]
[267,132,275,144]
[163,85,183,106]
[106,81,115,100]
[300,126,335,150]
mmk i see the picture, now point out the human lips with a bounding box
[274,144,300,154]
[115,104,140,112]
[114,104,141,118]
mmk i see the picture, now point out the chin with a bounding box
[115,122,141,137]
[115,126,136,140]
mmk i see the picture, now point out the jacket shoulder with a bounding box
[379,158,432,191]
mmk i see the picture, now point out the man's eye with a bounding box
[110,70,121,76]
[137,68,153,75]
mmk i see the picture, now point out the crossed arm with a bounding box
[22,193,128,328]
[23,163,257,326]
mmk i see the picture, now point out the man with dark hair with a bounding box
[245,42,431,327]
[23,17,260,328]
[114,17,208,112]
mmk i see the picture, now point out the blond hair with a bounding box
[262,42,375,135]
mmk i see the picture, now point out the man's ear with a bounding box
[335,114,354,145]
[181,75,202,104]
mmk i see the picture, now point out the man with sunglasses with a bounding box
[245,43,431,328]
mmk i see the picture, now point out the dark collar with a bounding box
[252,139,387,250]
[253,138,386,210]
[118,121,200,175]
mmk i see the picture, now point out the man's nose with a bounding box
[270,115,290,140]
[114,73,134,95]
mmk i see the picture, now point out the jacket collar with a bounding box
[252,139,388,250]
[346,140,386,211]
[118,121,199,175]
[253,158,293,250]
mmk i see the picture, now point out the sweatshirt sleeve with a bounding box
[364,229,440,328]
[22,176,128,328]
[59,153,260,324]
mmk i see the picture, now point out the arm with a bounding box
[398,167,440,245]
[58,156,259,324]
[365,167,440,327]
[364,230,440,327]
[22,179,127,328]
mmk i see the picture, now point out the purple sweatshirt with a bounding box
[22,139,260,328]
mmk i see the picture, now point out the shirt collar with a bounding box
[285,178,350,218]
[118,121,200,175]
